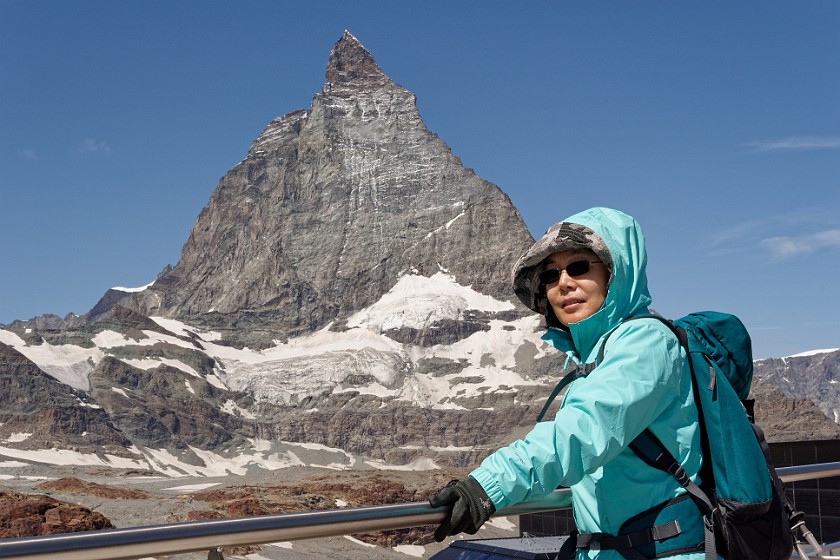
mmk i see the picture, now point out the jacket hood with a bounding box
[512,207,652,358]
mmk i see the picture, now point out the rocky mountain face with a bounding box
[753,351,840,430]
[0,342,132,456]
[121,30,533,346]
[0,32,837,479]
[751,377,840,442]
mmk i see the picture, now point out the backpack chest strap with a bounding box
[576,521,682,560]
[574,494,707,560]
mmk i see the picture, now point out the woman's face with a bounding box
[543,249,610,326]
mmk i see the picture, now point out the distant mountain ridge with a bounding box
[754,350,840,427]
[0,32,837,477]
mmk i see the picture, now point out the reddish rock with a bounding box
[37,478,152,500]
[0,490,113,538]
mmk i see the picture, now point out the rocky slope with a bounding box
[0,342,132,456]
[753,350,840,427]
[751,375,840,441]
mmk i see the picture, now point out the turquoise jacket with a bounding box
[470,208,703,560]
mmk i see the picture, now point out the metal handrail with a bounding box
[777,461,840,482]
[0,461,837,560]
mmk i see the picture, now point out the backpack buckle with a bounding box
[668,463,690,487]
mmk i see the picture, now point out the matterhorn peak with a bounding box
[325,30,390,87]
[121,30,533,340]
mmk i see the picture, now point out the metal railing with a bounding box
[0,462,838,560]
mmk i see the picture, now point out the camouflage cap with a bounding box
[512,221,613,315]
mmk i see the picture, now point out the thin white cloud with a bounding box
[707,219,769,247]
[703,207,840,262]
[761,229,840,260]
[745,136,840,153]
[17,149,37,160]
[77,138,111,155]
[707,206,826,247]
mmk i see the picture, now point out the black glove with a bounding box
[428,476,496,542]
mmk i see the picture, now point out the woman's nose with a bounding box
[557,268,575,288]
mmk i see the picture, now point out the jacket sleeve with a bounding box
[470,320,684,510]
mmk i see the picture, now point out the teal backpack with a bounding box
[540,312,795,560]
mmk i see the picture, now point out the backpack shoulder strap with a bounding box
[629,429,718,560]
[620,314,716,494]
[629,429,713,515]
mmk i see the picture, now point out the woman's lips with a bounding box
[561,298,584,310]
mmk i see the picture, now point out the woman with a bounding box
[430,207,705,560]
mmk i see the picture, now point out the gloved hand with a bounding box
[428,476,496,542]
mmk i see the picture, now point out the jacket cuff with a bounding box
[468,467,508,510]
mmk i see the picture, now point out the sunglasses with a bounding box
[538,260,603,285]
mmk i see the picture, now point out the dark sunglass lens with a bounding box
[565,260,591,277]
[539,269,560,285]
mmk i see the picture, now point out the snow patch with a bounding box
[144,445,296,477]
[0,474,53,481]
[275,442,355,469]
[2,433,31,443]
[92,330,132,347]
[785,348,840,358]
[164,482,221,492]
[0,446,146,469]
[366,457,441,471]
[150,317,223,342]
[206,372,227,389]
[0,330,25,346]
[445,211,465,229]
[93,328,198,354]
[77,399,101,409]
[0,333,100,391]
[124,358,200,377]
[112,281,155,293]
[347,271,513,331]
[486,516,517,531]
[247,438,273,453]
[345,535,376,548]
[429,445,474,452]
[222,400,256,419]
[393,544,425,557]
[134,439,357,477]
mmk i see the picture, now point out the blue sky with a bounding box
[1,1,838,359]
